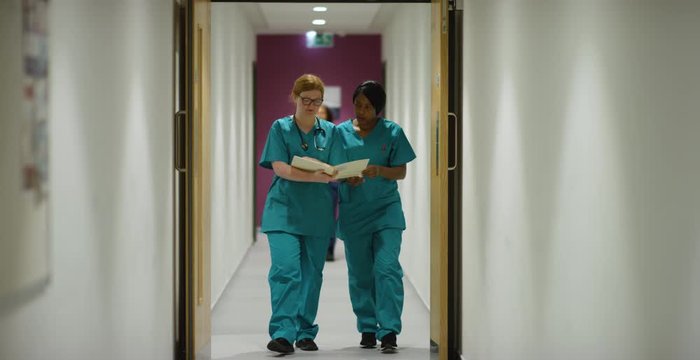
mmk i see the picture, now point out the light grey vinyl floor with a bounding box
[211,233,436,359]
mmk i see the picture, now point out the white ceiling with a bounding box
[237,3,399,34]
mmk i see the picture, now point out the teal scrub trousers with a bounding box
[267,231,328,344]
[343,228,404,340]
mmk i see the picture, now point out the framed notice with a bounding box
[0,0,50,309]
[22,0,49,199]
[324,86,341,120]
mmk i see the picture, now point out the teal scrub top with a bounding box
[259,116,342,238]
[336,118,416,239]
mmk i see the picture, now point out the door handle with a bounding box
[447,112,458,171]
[174,110,187,172]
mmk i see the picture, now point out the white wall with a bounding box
[0,1,174,359]
[210,4,257,307]
[382,4,432,307]
[461,1,700,359]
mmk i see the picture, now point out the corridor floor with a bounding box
[211,233,436,359]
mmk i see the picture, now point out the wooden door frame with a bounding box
[191,0,212,358]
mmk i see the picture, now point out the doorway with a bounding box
[174,1,460,359]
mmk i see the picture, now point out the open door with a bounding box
[447,1,464,358]
[173,1,187,358]
[430,0,450,359]
[174,0,211,359]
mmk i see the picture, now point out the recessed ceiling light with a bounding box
[313,6,327,12]
[312,19,326,26]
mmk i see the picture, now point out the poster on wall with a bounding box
[0,0,51,308]
[22,0,49,202]
[323,86,341,122]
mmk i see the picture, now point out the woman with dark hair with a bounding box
[317,104,339,261]
[259,74,341,354]
[335,80,416,353]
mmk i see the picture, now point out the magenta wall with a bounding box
[255,34,382,226]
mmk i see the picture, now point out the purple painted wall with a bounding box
[255,34,382,226]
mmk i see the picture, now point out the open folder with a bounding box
[291,156,369,180]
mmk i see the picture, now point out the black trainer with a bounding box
[360,332,377,348]
[380,332,398,353]
[267,338,294,354]
[295,338,319,351]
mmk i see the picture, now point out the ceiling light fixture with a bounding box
[313,6,327,12]
[312,19,326,26]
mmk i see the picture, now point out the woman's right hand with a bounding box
[313,170,334,183]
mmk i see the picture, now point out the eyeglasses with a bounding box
[300,97,324,106]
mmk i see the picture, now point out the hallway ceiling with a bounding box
[238,3,398,34]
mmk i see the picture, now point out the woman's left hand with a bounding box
[362,165,382,178]
[345,176,364,187]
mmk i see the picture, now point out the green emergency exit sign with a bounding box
[306,32,334,48]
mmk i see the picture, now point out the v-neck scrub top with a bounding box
[259,116,341,238]
[335,118,416,239]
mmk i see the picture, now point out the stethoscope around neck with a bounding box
[294,116,326,151]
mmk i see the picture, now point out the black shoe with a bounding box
[295,338,318,351]
[360,332,377,348]
[267,338,294,354]
[380,332,397,353]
